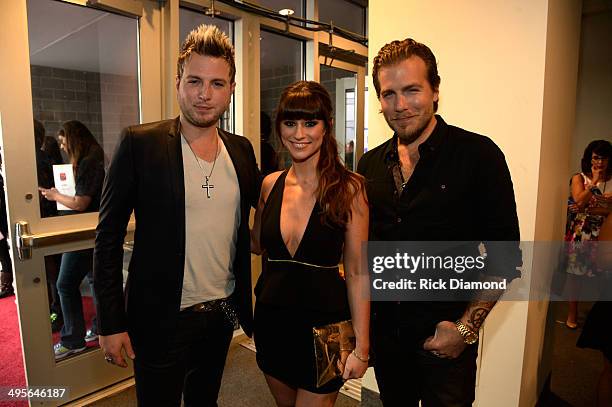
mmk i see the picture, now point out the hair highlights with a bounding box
[177,24,235,83]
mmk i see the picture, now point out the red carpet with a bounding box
[0,294,27,407]
[0,294,97,407]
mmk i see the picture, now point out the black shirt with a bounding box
[60,145,105,215]
[357,115,521,340]
[0,174,7,236]
[74,145,105,212]
[36,149,57,217]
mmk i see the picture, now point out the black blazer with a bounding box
[94,117,261,356]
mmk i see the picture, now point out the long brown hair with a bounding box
[275,81,365,227]
[58,121,101,171]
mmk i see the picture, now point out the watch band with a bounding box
[455,320,478,345]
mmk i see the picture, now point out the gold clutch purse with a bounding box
[312,319,355,387]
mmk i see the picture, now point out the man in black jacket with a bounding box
[94,25,260,407]
[357,38,521,406]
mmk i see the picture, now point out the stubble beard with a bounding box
[180,98,229,129]
[395,120,429,145]
[183,111,221,129]
[387,112,433,145]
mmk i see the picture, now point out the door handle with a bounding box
[15,220,96,260]
[14,220,135,260]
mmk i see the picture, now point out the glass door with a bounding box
[318,58,365,171]
[0,0,155,404]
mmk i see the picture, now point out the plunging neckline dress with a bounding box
[253,170,351,393]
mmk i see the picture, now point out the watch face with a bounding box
[466,333,478,344]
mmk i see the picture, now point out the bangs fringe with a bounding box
[276,91,328,122]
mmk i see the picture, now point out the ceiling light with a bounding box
[278,8,295,16]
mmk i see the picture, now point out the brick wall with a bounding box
[30,65,139,160]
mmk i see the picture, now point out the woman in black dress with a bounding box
[252,81,369,406]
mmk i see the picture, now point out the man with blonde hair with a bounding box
[358,38,521,406]
[94,25,260,406]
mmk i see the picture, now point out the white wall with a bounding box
[365,1,582,405]
[525,1,582,406]
[571,10,612,173]
[368,0,550,241]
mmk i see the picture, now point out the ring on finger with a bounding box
[104,355,114,363]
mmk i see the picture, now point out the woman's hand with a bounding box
[337,349,350,373]
[39,187,59,201]
[38,187,91,211]
[568,202,581,213]
[590,166,603,185]
[590,194,612,207]
[589,194,612,214]
[341,350,368,380]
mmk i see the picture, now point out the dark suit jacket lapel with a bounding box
[167,117,186,259]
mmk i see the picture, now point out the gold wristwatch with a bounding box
[455,320,479,345]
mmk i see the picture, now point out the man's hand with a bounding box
[99,332,135,368]
[422,321,467,359]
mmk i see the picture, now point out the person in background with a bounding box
[345,140,355,170]
[576,214,612,407]
[33,120,63,331]
[42,134,64,166]
[34,120,56,216]
[251,81,369,406]
[564,140,612,329]
[0,152,13,298]
[261,111,279,175]
[40,120,104,359]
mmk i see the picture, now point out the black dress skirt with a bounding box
[577,300,611,361]
[254,170,351,394]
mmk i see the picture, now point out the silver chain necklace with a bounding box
[184,132,220,199]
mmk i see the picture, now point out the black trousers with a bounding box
[133,306,234,407]
[372,325,478,407]
[45,254,62,315]
[0,238,12,275]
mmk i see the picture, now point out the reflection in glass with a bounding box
[49,248,98,362]
[38,121,105,217]
[27,0,139,218]
[364,86,369,153]
[319,0,366,36]
[47,244,131,362]
[320,65,357,170]
[179,7,232,43]
[179,7,234,133]
[260,30,304,172]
